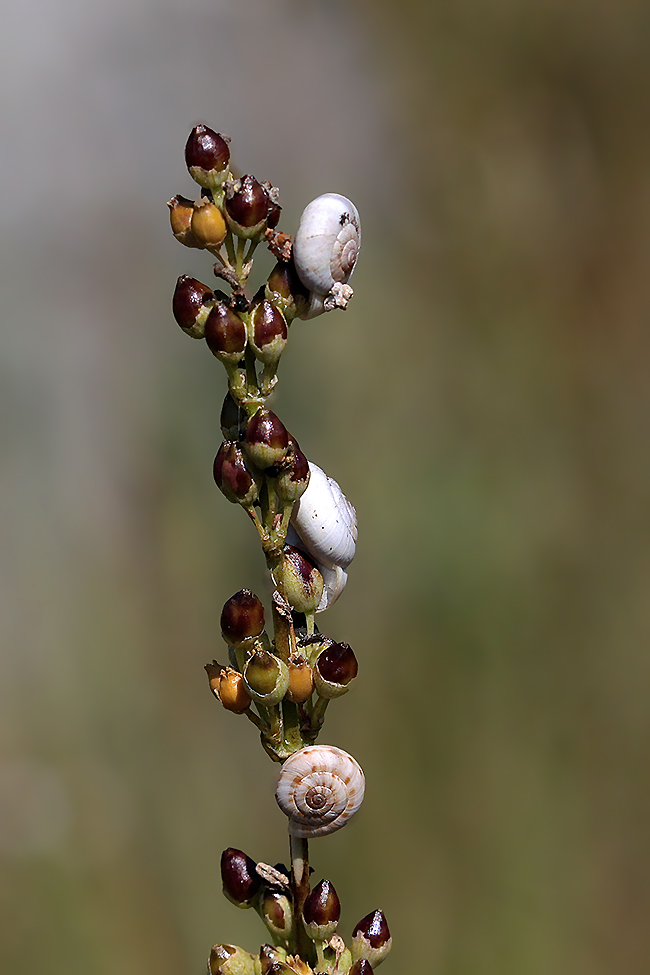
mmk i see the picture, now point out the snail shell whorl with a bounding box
[275,745,365,838]
[293,193,361,298]
[290,463,357,571]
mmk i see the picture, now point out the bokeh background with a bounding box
[2,0,650,972]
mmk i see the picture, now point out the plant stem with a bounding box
[289,833,312,962]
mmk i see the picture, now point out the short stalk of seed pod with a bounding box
[275,440,310,505]
[244,409,290,471]
[221,590,265,653]
[271,546,324,616]
[243,650,289,707]
[172,274,215,338]
[190,196,228,250]
[205,303,248,394]
[303,880,340,948]
[213,442,262,508]
[258,945,288,975]
[249,299,288,395]
[256,888,294,947]
[225,175,273,241]
[185,125,231,195]
[208,944,256,975]
[286,653,314,704]
[313,642,358,699]
[168,194,204,248]
[351,911,392,968]
[220,848,262,909]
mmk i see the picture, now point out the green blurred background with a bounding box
[2,0,649,972]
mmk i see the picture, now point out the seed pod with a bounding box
[349,961,374,975]
[272,546,324,616]
[249,300,288,366]
[207,666,252,713]
[185,125,230,190]
[225,175,271,239]
[258,888,293,942]
[213,442,261,506]
[208,943,256,975]
[172,275,215,338]
[220,391,244,440]
[258,945,288,975]
[168,194,203,248]
[243,650,289,706]
[191,197,227,248]
[275,440,310,504]
[265,260,311,321]
[221,590,265,648]
[351,911,392,968]
[313,642,358,698]
[286,654,314,704]
[303,879,340,942]
[220,848,261,908]
[205,304,247,364]
[244,410,289,470]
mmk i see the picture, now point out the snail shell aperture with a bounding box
[275,744,365,838]
[293,193,361,302]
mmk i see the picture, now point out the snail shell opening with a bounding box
[275,745,365,838]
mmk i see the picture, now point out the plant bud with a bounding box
[349,962,374,975]
[214,442,261,506]
[186,125,230,189]
[249,300,287,365]
[286,654,314,704]
[225,175,272,239]
[208,944,256,975]
[221,590,265,648]
[220,848,261,907]
[172,275,215,338]
[243,650,289,706]
[258,888,293,942]
[258,945,288,975]
[302,879,340,942]
[168,194,203,248]
[205,304,247,364]
[220,391,243,440]
[275,440,310,503]
[244,410,289,470]
[351,911,392,968]
[191,197,228,248]
[313,642,358,699]
[272,546,324,616]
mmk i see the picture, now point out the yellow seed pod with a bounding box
[218,667,252,714]
[286,655,314,704]
[191,198,227,248]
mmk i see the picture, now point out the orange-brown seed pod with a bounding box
[191,198,227,248]
[217,667,252,713]
[286,654,314,703]
[168,194,203,248]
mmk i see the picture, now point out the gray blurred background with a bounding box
[2,0,650,972]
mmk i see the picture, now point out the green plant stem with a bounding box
[289,833,312,962]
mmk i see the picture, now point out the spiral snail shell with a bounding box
[293,193,361,317]
[275,745,365,838]
[290,463,357,571]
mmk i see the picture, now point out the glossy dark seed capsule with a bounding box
[172,274,214,338]
[275,439,310,503]
[249,300,287,365]
[351,910,392,967]
[303,879,340,941]
[221,590,265,646]
[244,409,289,469]
[220,848,261,907]
[220,391,243,440]
[349,961,374,975]
[259,945,287,975]
[225,175,271,237]
[213,442,260,506]
[185,125,230,188]
[315,642,358,688]
[205,304,247,362]
[265,259,311,320]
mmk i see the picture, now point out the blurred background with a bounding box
[2,0,650,972]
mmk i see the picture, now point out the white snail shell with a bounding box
[275,745,365,838]
[293,193,361,313]
[290,463,357,571]
[316,564,348,613]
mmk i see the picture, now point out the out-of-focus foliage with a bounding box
[2,1,649,973]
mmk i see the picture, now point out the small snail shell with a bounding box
[317,564,348,613]
[293,194,360,314]
[290,463,357,571]
[275,745,365,838]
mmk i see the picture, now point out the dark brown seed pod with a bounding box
[275,439,310,503]
[258,888,293,941]
[249,299,287,365]
[259,945,288,975]
[213,442,261,506]
[220,848,261,907]
[205,303,247,363]
[220,391,244,440]
[314,642,358,698]
[244,409,289,469]
[221,590,265,647]
[225,175,271,238]
[172,274,215,338]
[185,125,230,189]
[265,259,311,320]
[351,910,392,968]
[302,879,340,942]
[349,961,374,975]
